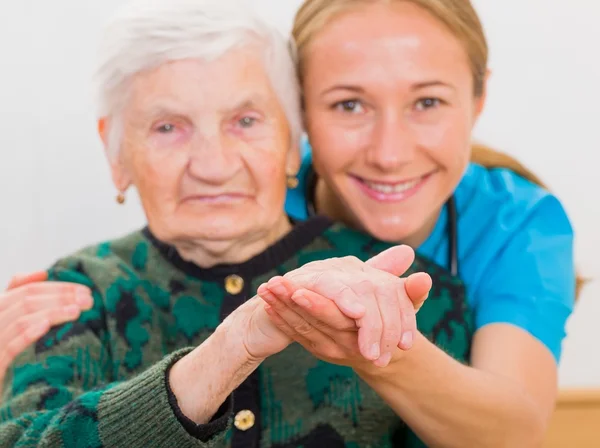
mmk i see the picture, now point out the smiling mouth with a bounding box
[351,171,436,202]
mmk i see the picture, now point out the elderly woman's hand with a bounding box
[0,272,93,390]
[258,245,432,368]
[257,270,431,370]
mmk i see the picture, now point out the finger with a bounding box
[264,305,347,361]
[263,277,359,330]
[371,283,403,366]
[0,293,92,333]
[405,272,432,312]
[283,270,367,319]
[0,304,84,350]
[6,271,48,290]
[290,289,357,332]
[0,283,92,313]
[395,281,417,351]
[355,291,384,362]
[261,280,316,338]
[0,315,50,378]
[365,245,415,277]
[264,303,321,343]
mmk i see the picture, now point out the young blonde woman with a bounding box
[261,0,579,446]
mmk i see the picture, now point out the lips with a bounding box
[351,171,435,203]
[362,177,421,194]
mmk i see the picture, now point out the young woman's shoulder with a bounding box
[455,163,575,362]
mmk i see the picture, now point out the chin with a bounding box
[359,214,426,245]
[154,215,252,243]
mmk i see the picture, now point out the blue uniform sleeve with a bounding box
[474,194,575,362]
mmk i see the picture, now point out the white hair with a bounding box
[95,0,302,159]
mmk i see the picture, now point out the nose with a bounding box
[187,132,243,184]
[366,112,416,171]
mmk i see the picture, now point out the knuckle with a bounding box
[58,292,75,307]
[22,284,35,296]
[382,328,400,345]
[293,321,312,336]
[14,318,31,338]
[322,346,340,360]
[21,295,38,314]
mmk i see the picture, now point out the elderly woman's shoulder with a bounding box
[48,228,152,285]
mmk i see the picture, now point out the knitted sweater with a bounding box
[0,216,473,448]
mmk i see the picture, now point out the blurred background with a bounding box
[0,0,598,394]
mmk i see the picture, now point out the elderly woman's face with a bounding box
[111,49,296,247]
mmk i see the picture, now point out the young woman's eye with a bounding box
[333,99,365,114]
[415,98,441,111]
[238,116,257,128]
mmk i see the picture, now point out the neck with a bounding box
[315,178,439,248]
[173,214,293,268]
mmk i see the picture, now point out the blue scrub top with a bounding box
[285,142,575,362]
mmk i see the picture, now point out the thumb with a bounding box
[6,271,48,290]
[404,272,432,312]
[365,245,415,277]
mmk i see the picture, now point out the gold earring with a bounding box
[287,174,299,189]
[116,191,126,204]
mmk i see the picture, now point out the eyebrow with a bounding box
[322,85,365,96]
[321,80,455,96]
[411,80,455,91]
[225,94,269,112]
[140,103,186,121]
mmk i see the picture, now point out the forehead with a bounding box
[306,3,469,87]
[128,48,278,112]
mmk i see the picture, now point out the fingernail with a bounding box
[401,331,414,349]
[292,294,311,308]
[259,290,274,303]
[370,342,380,359]
[378,352,392,367]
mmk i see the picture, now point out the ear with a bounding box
[98,117,132,193]
[473,69,491,121]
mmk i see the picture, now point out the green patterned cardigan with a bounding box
[0,216,473,447]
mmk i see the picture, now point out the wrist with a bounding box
[169,326,261,424]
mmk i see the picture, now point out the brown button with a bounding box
[234,409,255,431]
[224,275,244,295]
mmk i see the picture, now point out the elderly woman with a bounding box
[0,0,457,447]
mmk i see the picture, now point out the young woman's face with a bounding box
[303,2,485,244]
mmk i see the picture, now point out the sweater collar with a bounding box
[142,215,332,280]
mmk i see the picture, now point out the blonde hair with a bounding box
[292,0,488,96]
[471,143,585,300]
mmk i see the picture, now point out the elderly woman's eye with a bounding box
[333,99,364,114]
[156,123,175,133]
[238,116,257,128]
[415,98,441,111]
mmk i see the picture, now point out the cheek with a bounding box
[307,117,365,178]
[246,149,288,203]
[414,115,471,170]
[128,149,187,204]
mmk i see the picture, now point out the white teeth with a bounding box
[364,178,420,194]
